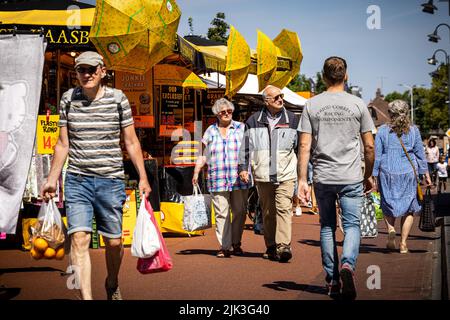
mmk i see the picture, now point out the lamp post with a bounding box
[398,84,425,125]
[428,49,450,127]
[428,23,450,43]
[421,0,450,15]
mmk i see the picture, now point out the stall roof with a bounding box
[200,72,306,112]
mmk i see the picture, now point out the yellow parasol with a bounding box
[256,30,277,92]
[270,29,303,89]
[225,26,251,98]
[153,64,207,89]
[89,0,181,74]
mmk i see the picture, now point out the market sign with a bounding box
[0,25,94,50]
[36,115,60,154]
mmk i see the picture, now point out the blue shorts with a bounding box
[64,172,126,239]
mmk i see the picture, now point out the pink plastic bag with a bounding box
[137,198,173,274]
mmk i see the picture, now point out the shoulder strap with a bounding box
[397,134,420,183]
[112,89,123,124]
[65,88,77,119]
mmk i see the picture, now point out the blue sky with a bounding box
[83,0,450,103]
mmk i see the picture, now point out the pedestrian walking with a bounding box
[238,85,300,263]
[40,51,151,300]
[192,98,250,258]
[297,56,376,300]
[373,99,432,254]
[425,138,439,186]
[436,155,448,193]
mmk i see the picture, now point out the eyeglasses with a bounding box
[75,65,99,75]
[218,109,233,116]
[266,93,284,101]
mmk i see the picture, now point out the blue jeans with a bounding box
[65,172,126,238]
[314,182,363,282]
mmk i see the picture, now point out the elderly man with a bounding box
[239,85,300,263]
[41,51,151,300]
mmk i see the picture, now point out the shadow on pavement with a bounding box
[262,281,327,296]
[0,286,21,300]
[298,239,343,247]
[177,249,263,258]
[0,267,64,276]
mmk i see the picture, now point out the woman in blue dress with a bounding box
[373,100,432,254]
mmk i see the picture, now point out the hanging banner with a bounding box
[115,70,155,128]
[36,115,60,154]
[0,34,47,234]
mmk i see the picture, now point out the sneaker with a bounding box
[105,280,123,300]
[326,280,341,298]
[307,201,313,208]
[217,249,231,258]
[294,207,302,217]
[339,264,357,300]
[277,245,292,263]
[262,246,278,261]
[232,243,244,256]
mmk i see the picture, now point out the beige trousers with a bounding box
[211,189,249,250]
[256,180,295,248]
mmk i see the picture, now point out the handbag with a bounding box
[419,187,435,232]
[397,135,423,201]
[182,184,212,232]
[360,194,378,238]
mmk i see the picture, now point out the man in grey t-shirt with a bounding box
[297,56,375,300]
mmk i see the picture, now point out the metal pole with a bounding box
[411,87,414,125]
[448,55,450,128]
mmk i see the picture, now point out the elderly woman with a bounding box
[192,98,250,258]
[373,100,432,254]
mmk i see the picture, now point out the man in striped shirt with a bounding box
[41,51,151,300]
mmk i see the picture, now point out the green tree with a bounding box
[287,74,311,92]
[207,12,229,43]
[188,17,194,35]
[384,91,408,103]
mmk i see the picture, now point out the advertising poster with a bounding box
[204,89,225,127]
[115,70,154,128]
[36,115,60,154]
[160,85,183,137]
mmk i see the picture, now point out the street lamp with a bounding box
[428,48,450,127]
[427,23,450,43]
[399,84,426,125]
[421,0,450,15]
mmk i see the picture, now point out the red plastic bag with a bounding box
[137,198,173,274]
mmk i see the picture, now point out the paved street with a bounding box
[0,204,438,301]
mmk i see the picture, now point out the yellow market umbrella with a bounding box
[270,29,303,89]
[89,0,181,74]
[225,26,251,98]
[256,30,277,92]
[154,64,207,89]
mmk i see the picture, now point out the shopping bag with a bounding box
[360,194,378,238]
[30,199,65,259]
[137,199,173,274]
[182,184,212,232]
[131,198,161,258]
[419,187,435,232]
[371,192,384,221]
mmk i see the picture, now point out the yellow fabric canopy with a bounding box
[225,26,251,98]
[89,0,181,74]
[0,8,95,26]
[256,30,278,92]
[154,64,207,89]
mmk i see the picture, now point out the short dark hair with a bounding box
[322,56,347,86]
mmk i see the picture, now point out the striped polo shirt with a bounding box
[58,86,134,179]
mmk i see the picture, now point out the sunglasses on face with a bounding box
[267,93,284,101]
[218,109,233,116]
[75,65,99,75]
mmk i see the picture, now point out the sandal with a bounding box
[399,243,409,254]
[386,231,396,250]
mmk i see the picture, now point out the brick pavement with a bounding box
[0,207,437,300]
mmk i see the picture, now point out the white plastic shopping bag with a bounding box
[182,184,212,232]
[131,198,160,258]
